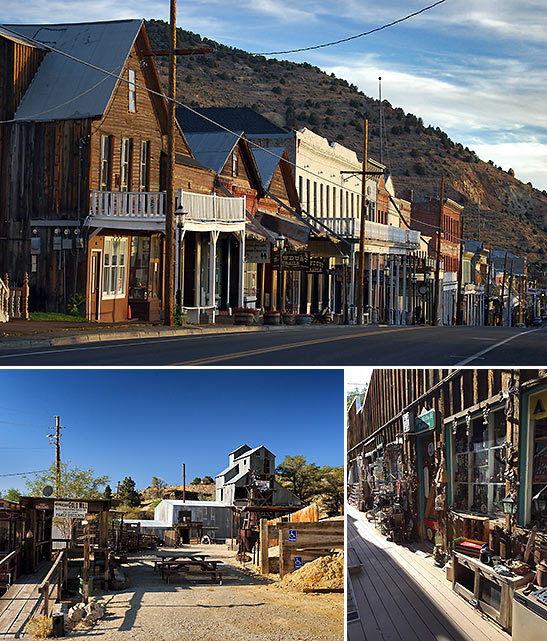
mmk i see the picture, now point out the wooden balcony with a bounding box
[312,216,421,249]
[89,191,165,220]
[176,189,246,223]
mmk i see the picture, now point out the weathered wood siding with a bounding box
[0,37,45,121]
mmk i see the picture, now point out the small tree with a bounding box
[104,484,112,500]
[190,477,202,485]
[320,466,344,516]
[118,476,140,508]
[25,461,109,499]
[2,488,21,502]
[276,455,322,503]
[201,475,214,485]
[151,476,167,498]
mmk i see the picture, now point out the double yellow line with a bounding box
[173,326,422,366]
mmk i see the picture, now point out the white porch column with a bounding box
[349,247,356,316]
[238,230,245,308]
[402,255,407,325]
[209,230,219,322]
[368,252,373,319]
[175,227,187,306]
[375,252,380,319]
[389,255,394,325]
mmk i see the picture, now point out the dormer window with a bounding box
[128,69,136,112]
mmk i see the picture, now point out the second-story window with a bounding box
[99,135,112,190]
[139,141,150,192]
[128,69,136,112]
[232,147,238,176]
[120,138,132,192]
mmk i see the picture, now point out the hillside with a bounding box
[145,20,547,275]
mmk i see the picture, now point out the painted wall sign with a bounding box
[272,250,310,271]
[294,555,303,569]
[53,501,88,519]
[530,389,547,420]
[288,529,297,542]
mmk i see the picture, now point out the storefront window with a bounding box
[530,416,547,525]
[103,237,128,298]
[452,409,506,515]
[129,237,150,299]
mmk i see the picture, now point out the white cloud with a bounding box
[470,141,547,190]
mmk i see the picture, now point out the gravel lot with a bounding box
[70,545,343,641]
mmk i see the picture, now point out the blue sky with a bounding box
[3,1,546,189]
[0,369,343,495]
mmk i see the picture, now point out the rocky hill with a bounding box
[145,20,547,277]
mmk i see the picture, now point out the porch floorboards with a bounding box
[347,506,510,641]
[0,562,50,638]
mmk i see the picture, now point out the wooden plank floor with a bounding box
[347,507,510,641]
[0,562,50,639]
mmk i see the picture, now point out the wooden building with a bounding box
[0,20,240,322]
[348,369,547,559]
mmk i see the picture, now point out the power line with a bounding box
[252,1,448,55]
[0,470,48,477]
[0,23,449,237]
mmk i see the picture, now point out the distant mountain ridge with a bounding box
[145,19,547,276]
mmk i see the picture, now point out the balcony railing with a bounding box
[89,191,165,219]
[311,216,420,247]
[176,189,246,222]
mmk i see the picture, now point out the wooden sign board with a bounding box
[54,501,88,519]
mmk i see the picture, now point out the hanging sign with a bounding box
[288,529,297,542]
[54,501,88,519]
[402,412,411,433]
[308,257,328,274]
[415,408,435,433]
[245,240,271,263]
[530,389,547,421]
[272,250,310,271]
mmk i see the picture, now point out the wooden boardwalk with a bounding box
[0,562,50,639]
[347,508,510,641]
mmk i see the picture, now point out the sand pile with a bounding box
[278,551,344,592]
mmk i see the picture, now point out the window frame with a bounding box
[120,138,132,192]
[99,135,112,190]
[102,237,128,299]
[128,69,136,112]
[139,140,150,192]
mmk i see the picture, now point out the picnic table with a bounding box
[154,551,225,584]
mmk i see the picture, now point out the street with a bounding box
[0,325,544,366]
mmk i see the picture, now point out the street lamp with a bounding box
[275,235,286,312]
[175,207,187,309]
[501,493,517,516]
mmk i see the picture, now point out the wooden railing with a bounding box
[1,273,29,322]
[89,190,165,219]
[38,549,67,617]
[0,550,19,588]
[176,189,246,222]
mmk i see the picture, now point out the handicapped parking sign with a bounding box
[288,529,297,542]
[294,556,303,569]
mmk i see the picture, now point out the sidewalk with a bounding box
[0,318,291,350]
[347,506,510,641]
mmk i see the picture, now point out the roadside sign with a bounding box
[415,408,435,433]
[294,556,303,569]
[54,501,88,519]
[288,529,297,542]
[245,240,271,263]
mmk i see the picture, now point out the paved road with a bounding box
[0,325,544,366]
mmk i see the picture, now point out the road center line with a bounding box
[172,326,422,366]
[455,328,541,366]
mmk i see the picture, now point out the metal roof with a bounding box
[2,20,142,122]
[184,131,243,175]
[176,106,290,135]
[251,147,285,190]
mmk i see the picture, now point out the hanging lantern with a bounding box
[501,493,517,515]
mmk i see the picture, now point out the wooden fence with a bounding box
[1,273,29,322]
[267,503,319,526]
[259,519,344,577]
[0,550,19,589]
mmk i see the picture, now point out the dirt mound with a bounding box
[278,552,344,592]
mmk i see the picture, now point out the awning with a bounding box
[258,210,309,248]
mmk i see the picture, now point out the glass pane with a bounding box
[455,424,468,454]
[492,449,505,483]
[492,485,504,513]
[472,484,488,513]
[493,410,506,446]
[455,454,468,482]
[454,483,468,511]
[472,418,489,450]
[480,577,501,611]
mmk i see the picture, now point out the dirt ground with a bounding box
[69,545,343,641]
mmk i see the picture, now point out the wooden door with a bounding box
[89,250,102,321]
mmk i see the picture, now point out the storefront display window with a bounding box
[530,416,547,525]
[103,237,127,298]
[452,409,506,515]
[129,237,150,299]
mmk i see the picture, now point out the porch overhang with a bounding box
[85,216,165,232]
[181,220,246,233]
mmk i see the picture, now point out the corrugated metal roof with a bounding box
[184,131,242,175]
[176,106,290,135]
[0,26,46,48]
[2,20,142,122]
[251,147,285,190]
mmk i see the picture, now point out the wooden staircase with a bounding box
[0,274,29,323]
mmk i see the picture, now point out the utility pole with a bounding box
[485,250,492,325]
[48,416,65,497]
[378,77,383,164]
[158,0,211,326]
[455,213,464,325]
[433,175,444,326]
[357,120,368,325]
[507,259,514,327]
[498,251,508,326]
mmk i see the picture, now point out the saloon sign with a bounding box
[53,501,88,519]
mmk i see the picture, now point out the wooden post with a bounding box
[22,272,29,320]
[498,251,508,326]
[433,175,444,326]
[507,260,514,327]
[43,581,49,617]
[83,522,90,604]
[278,526,285,579]
[455,215,464,325]
[259,519,269,575]
[164,0,177,327]
[356,120,368,325]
